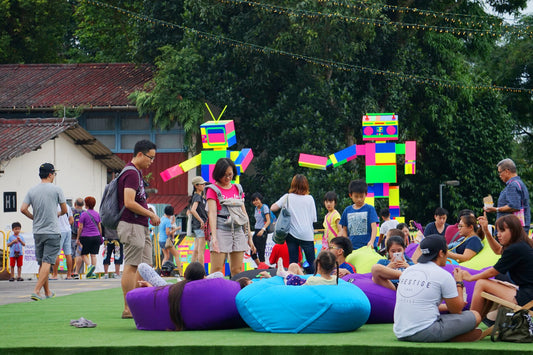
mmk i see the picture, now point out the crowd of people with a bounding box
[7,140,533,342]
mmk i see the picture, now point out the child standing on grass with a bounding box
[321,191,341,250]
[7,222,25,281]
[339,180,379,250]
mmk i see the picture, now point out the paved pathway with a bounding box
[0,276,122,305]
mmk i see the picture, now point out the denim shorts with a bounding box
[193,229,205,238]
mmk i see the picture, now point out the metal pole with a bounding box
[439,184,444,208]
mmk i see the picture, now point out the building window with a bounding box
[121,117,151,131]
[121,134,151,150]
[93,135,116,151]
[156,133,184,150]
[86,116,115,131]
[81,111,185,153]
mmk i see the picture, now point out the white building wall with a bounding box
[0,133,107,235]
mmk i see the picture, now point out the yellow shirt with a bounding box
[323,210,341,243]
[305,275,338,285]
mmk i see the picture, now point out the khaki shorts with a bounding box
[117,221,152,266]
[210,227,249,253]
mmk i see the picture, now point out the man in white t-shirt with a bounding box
[394,234,482,342]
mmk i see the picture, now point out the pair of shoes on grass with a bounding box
[70,317,97,328]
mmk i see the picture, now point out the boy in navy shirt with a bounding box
[339,180,379,249]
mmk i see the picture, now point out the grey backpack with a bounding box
[100,166,141,229]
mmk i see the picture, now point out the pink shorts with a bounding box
[10,255,23,267]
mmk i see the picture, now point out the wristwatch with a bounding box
[456,281,464,288]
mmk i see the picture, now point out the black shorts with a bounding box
[80,236,101,255]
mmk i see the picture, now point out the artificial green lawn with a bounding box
[1,287,532,355]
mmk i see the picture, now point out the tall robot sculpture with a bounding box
[299,113,416,221]
[160,104,253,183]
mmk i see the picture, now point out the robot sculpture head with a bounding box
[200,120,237,150]
[362,113,398,142]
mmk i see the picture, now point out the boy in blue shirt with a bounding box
[339,180,379,249]
[7,222,26,281]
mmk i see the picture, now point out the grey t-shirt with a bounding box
[23,183,66,234]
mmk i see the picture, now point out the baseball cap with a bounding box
[417,234,447,263]
[39,163,57,175]
[192,176,207,185]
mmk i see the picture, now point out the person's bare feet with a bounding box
[121,310,133,319]
[450,328,482,342]
[276,258,288,278]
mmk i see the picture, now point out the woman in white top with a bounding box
[271,174,317,274]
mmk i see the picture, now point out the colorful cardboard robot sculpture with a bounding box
[298,113,416,220]
[160,104,253,184]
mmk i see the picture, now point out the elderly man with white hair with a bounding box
[484,158,530,233]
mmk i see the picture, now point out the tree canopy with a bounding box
[1,0,531,225]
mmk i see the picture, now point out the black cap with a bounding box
[39,163,57,175]
[418,234,447,263]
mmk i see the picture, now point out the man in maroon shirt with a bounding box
[117,140,160,319]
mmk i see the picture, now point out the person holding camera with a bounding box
[7,222,26,282]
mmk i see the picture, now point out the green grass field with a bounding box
[1,287,532,355]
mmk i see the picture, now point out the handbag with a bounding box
[261,206,277,234]
[85,211,103,244]
[165,237,174,249]
[186,215,193,237]
[491,305,533,343]
[274,195,291,244]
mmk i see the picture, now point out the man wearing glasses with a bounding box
[484,158,530,233]
[117,139,161,319]
[21,163,68,301]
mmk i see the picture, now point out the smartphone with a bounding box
[393,252,403,262]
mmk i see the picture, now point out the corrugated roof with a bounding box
[0,63,153,110]
[0,118,125,171]
[147,195,190,215]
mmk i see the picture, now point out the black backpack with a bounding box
[71,207,83,236]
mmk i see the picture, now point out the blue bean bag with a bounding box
[236,276,371,333]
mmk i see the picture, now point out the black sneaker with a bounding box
[482,317,495,327]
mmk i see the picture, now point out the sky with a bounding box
[484,0,533,22]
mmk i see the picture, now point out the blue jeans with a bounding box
[286,233,315,274]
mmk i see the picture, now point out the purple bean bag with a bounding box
[442,264,489,309]
[126,278,245,331]
[343,273,396,324]
[181,278,245,330]
[126,285,175,331]
[404,243,418,258]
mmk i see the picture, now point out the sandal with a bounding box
[9,278,15,282]
[16,277,24,281]
[31,293,43,301]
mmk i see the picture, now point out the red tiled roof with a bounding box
[0,63,153,110]
[0,118,125,170]
[147,195,190,214]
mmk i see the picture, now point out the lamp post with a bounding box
[439,180,460,208]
